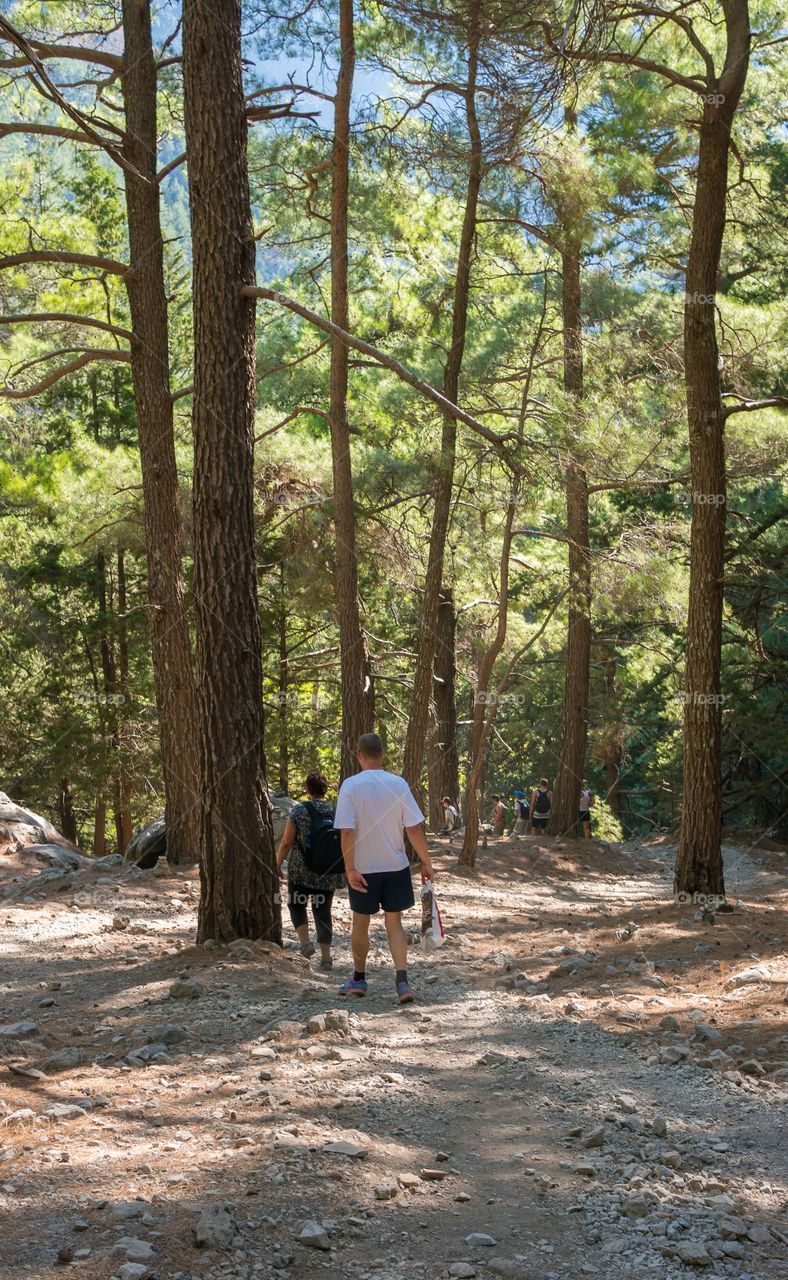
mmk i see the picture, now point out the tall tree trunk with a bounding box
[114,546,133,853]
[402,0,482,808]
[550,236,591,838]
[93,797,107,857]
[96,549,125,853]
[183,0,279,942]
[460,501,517,867]
[277,559,289,794]
[58,776,78,845]
[330,0,374,780]
[675,5,750,899]
[121,0,200,865]
[431,587,460,819]
[603,644,622,818]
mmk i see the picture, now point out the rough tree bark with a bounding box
[427,587,460,826]
[277,559,289,794]
[460,500,517,867]
[58,777,79,845]
[114,546,132,853]
[675,3,750,899]
[183,0,279,942]
[330,0,374,780]
[121,0,200,864]
[603,643,622,819]
[401,0,482,809]
[550,235,591,838]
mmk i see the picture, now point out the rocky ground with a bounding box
[0,831,786,1280]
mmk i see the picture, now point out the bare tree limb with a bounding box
[1,348,131,399]
[723,396,788,419]
[243,285,519,452]
[0,250,132,278]
[0,16,141,178]
[0,36,122,71]
[0,121,96,145]
[0,311,133,341]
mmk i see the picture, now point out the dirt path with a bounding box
[1,834,785,1280]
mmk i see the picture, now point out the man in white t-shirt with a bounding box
[333,732,434,1004]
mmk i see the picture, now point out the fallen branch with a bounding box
[243,285,517,452]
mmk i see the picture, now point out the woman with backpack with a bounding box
[512,790,529,837]
[275,772,346,970]
[529,778,553,834]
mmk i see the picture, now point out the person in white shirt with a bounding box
[333,732,434,1004]
[579,782,594,839]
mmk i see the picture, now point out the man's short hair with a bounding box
[357,732,384,758]
[442,796,451,804]
[539,777,549,787]
[492,794,500,801]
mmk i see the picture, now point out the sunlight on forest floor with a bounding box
[1,833,785,1280]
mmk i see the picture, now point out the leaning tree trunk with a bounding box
[402,1,482,809]
[550,239,591,838]
[330,0,374,780]
[183,0,279,942]
[121,0,200,865]
[675,5,750,899]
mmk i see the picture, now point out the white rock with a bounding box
[194,1202,237,1249]
[298,1219,330,1250]
[114,1237,155,1263]
[464,1232,497,1247]
[675,1241,711,1267]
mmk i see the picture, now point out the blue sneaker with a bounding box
[396,979,415,1005]
[338,975,367,997]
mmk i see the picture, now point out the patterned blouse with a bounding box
[287,799,346,892]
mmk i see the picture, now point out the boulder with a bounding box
[0,792,64,852]
[126,791,295,867]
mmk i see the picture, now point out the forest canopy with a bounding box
[0,1,786,929]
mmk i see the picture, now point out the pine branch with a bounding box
[243,285,519,453]
[1,348,131,399]
[0,250,132,278]
[0,312,133,342]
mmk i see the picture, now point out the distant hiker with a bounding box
[440,796,460,834]
[491,794,506,837]
[334,732,434,1004]
[276,772,345,971]
[529,778,552,834]
[579,781,594,839]
[512,790,529,837]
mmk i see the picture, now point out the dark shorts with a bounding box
[532,815,549,830]
[579,810,591,826]
[348,866,415,916]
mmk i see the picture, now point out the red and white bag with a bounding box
[420,879,445,950]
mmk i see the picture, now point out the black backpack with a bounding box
[534,788,551,814]
[301,802,344,877]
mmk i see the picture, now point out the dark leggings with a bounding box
[287,883,334,945]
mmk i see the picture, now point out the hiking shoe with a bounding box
[319,956,333,971]
[396,979,415,1005]
[338,975,367,997]
[299,941,316,959]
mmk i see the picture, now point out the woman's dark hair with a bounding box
[305,772,328,797]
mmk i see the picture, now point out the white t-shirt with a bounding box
[333,768,424,873]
